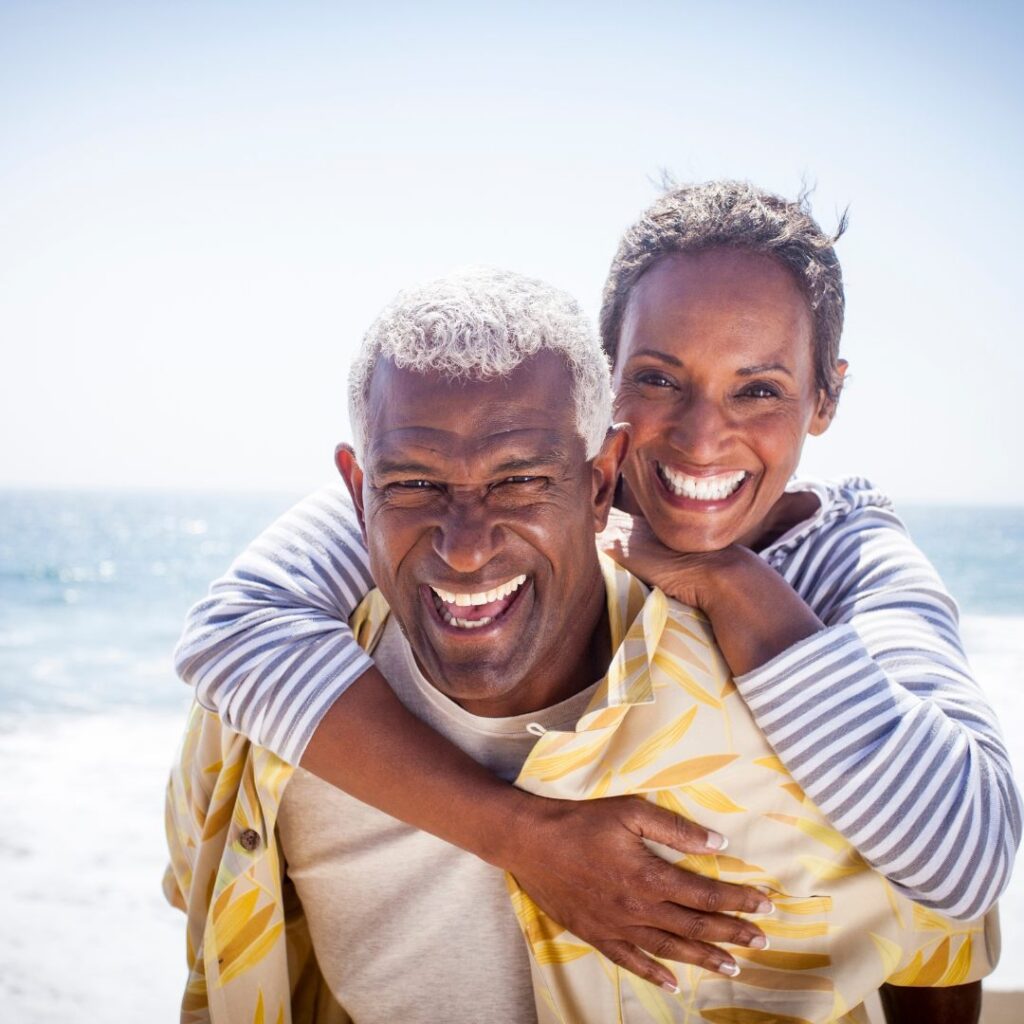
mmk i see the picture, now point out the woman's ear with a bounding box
[809,360,848,436]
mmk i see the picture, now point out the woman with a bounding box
[174,181,1019,993]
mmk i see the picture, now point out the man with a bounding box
[165,269,994,1023]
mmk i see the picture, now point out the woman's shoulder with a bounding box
[763,476,908,562]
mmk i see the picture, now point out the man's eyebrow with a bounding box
[492,451,570,473]
[737,362,793,378]
[373,450,571,479]
[373,459,439,478]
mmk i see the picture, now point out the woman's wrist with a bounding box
[692,545,765,617]
[696,549,825,677]
[651,545,750,614]
[456,778,540,870]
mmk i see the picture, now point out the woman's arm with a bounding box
[174,488,378,760]
[602,507,1022,920]
[175,487,772,988]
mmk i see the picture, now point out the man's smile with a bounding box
[424,574,530,631]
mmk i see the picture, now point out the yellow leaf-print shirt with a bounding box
[164,555,997,1024]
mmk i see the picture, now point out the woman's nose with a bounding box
[666,395,732,462]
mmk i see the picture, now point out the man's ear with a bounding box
[809,359,848,436]
[335,444,367,536]
[591,424,630,532]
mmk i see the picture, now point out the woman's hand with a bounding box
[600,508,826,680]
[497,789,771,991]
[307,663,773,991]
[600,508,731,610]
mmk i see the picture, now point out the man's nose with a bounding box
[431,500,503,574]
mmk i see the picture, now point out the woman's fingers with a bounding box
[628,927,745,978]
[591,939,682,992]
[593,930,743,990]
[503,793,771,989]
[623,797,774,916]
[642,902,768,952]
[626,792,730,852]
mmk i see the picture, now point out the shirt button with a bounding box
[239,828,261,851]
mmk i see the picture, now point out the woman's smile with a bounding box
[654,463,749,504]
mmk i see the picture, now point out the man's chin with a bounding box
[408,640,525,712]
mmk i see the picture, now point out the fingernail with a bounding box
[661,980,681,994]
[756,899,775,915]
[716,961,741,977]
[705,831,728,851]
[747,934,769,949]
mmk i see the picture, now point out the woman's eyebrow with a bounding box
[626,348,683,367]
[737,362,793,378]
[626,349,794,379]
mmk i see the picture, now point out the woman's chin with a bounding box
[649,512,743,555]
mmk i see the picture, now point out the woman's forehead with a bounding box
[618,251,815,369]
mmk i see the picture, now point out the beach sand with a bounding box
[2,708,1021,1022]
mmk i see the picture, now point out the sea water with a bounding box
[1,489,1022,1019]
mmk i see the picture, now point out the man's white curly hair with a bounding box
[348,267,613,462]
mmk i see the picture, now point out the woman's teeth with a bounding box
[657,465,747,501]
[430,574,527,629]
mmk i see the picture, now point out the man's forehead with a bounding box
[368,424,575,474]
[362,354,582,466]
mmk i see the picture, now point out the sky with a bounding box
[2,1,1022,504]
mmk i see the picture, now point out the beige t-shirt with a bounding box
[277,617,601,1024]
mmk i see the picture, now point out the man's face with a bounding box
[339,350,623,717]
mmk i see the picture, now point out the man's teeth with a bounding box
[431,574,527,608]
[430,573,528,629]
[658,465,747,501]
[439,609,493,629]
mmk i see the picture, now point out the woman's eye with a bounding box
[741,383,780,399]
[636,370,676,389]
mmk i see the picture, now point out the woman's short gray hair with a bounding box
[599,180,848,401]
[349,267,613,461]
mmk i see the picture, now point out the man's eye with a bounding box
[492,476,547,494]
[393,480,436,490]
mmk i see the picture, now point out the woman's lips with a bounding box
[654,462,750,509]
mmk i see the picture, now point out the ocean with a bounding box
[2,489,1023,1020]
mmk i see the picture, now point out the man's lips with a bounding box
[423,574,530,631]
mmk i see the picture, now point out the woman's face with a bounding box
[612,248,842,553]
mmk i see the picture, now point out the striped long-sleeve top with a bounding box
[173,475,1021,920]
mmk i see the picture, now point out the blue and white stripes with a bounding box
[736,479,1021,919]
[174,489,375,761]
[173,476,1022,919]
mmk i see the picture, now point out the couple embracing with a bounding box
[165,182,1020,1023]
